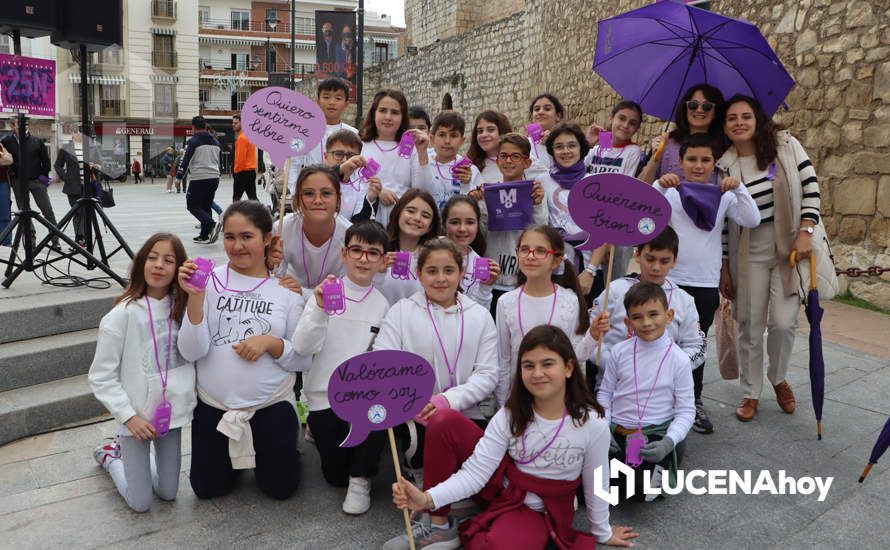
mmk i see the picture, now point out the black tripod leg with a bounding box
[93,205,135,258]
[89,208,108,267]
[0,216,24,277]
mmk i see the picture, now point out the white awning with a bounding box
[371,38,398,47]
[150,74,180,83]
[151,27,176,36]
[69,74,126,85]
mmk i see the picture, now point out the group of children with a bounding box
[88,79,760,549]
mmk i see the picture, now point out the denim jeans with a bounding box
[0,180,11,245]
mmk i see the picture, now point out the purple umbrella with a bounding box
[792,251,824,439]
[860,417,890,483]
[593,0,796,120]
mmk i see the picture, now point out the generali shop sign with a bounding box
[94,123,194,137]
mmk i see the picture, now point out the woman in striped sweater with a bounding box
[716,95,821,423]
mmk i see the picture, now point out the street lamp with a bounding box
[266,11,279,85]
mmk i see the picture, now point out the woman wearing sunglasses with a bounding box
[639,83,725,184]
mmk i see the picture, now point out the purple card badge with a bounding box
[322,278,346,315]
[527,123,544,143]
[598,131,613,150]
[397,131,415,158]
[185,257,215,292]
[391,251,412,280]
[153,400,172,438]
[240,87,326,166]
[625,429,647,468]
[328,350,436,447]
[360,158,381,181]
[451,156,473,174]
[483,180,535,232]
[567,173,672,251]
[472,256,490,282]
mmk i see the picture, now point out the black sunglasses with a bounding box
[686,100,715,113]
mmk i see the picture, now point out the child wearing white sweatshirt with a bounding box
[89,233,196,512]
[292,221,391,515]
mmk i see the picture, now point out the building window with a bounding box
[0,35,10,54]
[266,48,277,72]
[152,35,176,67]
[99,85,123,117]
[199,5,210,25]
[231,53,250,71]
[295,17,313,34]
[265,9,278,31]
[231,9,250,31]
[373,42,389,65]
[199,88,209,105]
[99,46,122,65]
[236,90,249,111]
[154,83,175,117]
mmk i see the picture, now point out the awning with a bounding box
[150,74,180,83]
[371,38,398,47]
[69,74,126,85]
[151,27,176,36]
[199,35,315,49]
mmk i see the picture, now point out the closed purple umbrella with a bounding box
[860,417,890,483]
[593,0,795,120]
[792,251,825,439]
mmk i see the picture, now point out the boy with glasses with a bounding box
[322,129,382,222]
[292,221,391,516]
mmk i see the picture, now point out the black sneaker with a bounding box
[693,399,714,434]
[193,236,210,244]
[208,222,223,244]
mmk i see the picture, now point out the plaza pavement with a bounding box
[1,179,890,549]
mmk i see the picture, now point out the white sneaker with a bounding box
[93,438,121,471]
[342,476,371,515]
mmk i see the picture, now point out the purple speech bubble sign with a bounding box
[240,86,327,167]
[567,173,672,251]
[328,350,436,447]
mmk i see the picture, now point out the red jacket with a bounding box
[132,160,141,173]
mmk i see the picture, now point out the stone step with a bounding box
[0,289,117,345]
[0,329,99,392]
[0,374,107,446]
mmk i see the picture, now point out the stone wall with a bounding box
[363,0,890,306]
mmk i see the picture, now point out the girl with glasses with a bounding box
[494,225,606,407]
[639,83,725,184]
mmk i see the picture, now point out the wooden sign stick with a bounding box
[595,244,617,367]
[388,427,416,550]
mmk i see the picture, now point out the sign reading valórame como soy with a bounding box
[328,350,436,447]
[240,86,326,165]
[568,173,672,250]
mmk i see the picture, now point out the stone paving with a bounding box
[2,180,890,549]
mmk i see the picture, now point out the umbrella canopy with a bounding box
[860,417,890,483]
[593,0,796,119]
[792,251,825,439]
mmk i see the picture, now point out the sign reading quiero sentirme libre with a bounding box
[240,86,326,166]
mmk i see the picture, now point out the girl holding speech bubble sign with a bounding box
[271,166,350,292]
[386,325,638,549]
[374,239,498,479]
[359,89,425,226]
[178,201,309,501]
[442,196,500,310]
[494,225,603,407]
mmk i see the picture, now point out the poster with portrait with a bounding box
[315,10,357,101]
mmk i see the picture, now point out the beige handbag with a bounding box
[0,144,12,167]
[715,298,740,380]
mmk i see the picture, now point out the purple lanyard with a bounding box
[211,264,270,294]
[426,297,465,390]
[631,338,673,430]
[518,283,558,336]
[345,284,374,303]
[373,139,398,153]
[301,225,336,287]
[461,255,476,292]
[144,296,173,400]
[434,159,454,181]
[517,410,568,465]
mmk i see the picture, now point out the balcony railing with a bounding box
[151,0,176,19]
[152,50,177,68]
[99,99,126,117]
[153,101,178,118]
[198,17,313,35]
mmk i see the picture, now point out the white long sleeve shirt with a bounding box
[591,277,705,370]
[461,249,494,310]
[360,139,425,225]
[495,286,596,405]
[89,296,196,430]
[479,157,501,183]
[292,277,390,411]
[372,291,498,419]
[655,181,760,287]
[418,155,481,211]
[526,137,553,180]
[274,212,351,288]
[178,265,309,409]
[375,250,423,305]
[286,121,359,192]
[597,333,695,444]
[584,143,643,176]
[427,407,613,543]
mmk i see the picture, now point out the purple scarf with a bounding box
[550,160,586,190]
[678,182,722,231]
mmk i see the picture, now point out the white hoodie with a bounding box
[373,291,498,419]
[89,296,196,431]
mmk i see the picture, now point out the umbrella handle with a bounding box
[789,250,818,291]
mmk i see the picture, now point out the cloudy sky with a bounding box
[366,0,406,27]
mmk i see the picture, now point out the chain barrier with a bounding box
[836,266,890,278]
